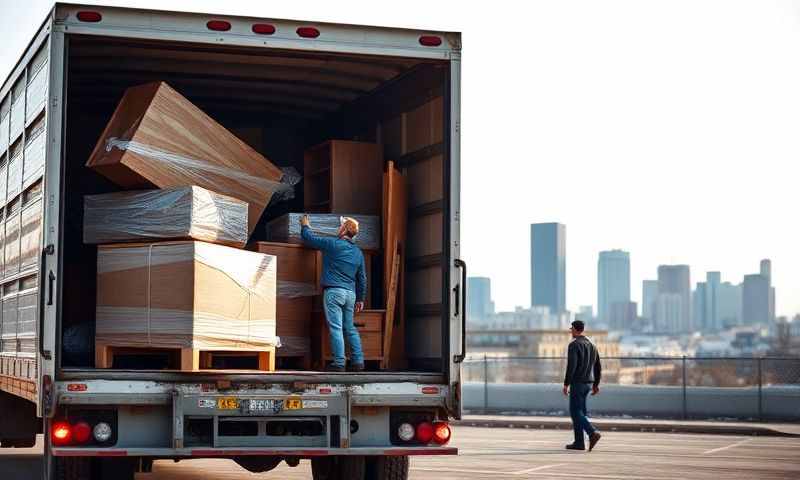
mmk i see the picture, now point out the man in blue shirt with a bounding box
[300,215,367,372]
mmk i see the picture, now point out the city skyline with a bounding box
[483,227,795,319]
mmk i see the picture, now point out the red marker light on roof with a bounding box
[76,11,102,23]
[297,27,320,38]
[419,35,442,47]
[252,23,276,35]
[207,20,232,32]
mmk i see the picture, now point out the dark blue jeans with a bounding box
[569,383,596,447]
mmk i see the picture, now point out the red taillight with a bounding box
[319,387,332,394]
[67,383,87,392]
[207,20,231,32]
[73,422,92,444]
[52,422,72,445]
[297,27,320,38]
[252,23,276,35]
[76,11,102,23]
[421,386,439,394]
[415,422,434,443]
[433,422,451,445]
[419,35,442,47]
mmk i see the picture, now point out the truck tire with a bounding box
[365,455,409,480]
[311,456,366,480]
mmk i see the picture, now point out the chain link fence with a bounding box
[462,356,800,421]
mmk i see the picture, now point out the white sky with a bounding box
[2,0,799,318]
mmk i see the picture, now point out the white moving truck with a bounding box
[0,3,465,479]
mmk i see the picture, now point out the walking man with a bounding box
[563,320,602,451]
[301,215,367,372]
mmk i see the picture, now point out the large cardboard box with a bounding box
[266,213,380,251]
[84,186,248,247]
[250,242,320,358]
[95,241,277,351]
[85,81,283,234]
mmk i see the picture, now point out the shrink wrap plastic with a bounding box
[266,213,380,251]
[95,242,280,350]
[84,186,248,247]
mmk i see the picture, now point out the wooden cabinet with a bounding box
[313,310,385,365]
[303,140,383,214]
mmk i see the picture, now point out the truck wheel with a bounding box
[311,456,366,480]
[55,457,93,480]
[365,455,409,480]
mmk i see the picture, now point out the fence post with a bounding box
[483,354,489,414]
[757,357,763,422]
[681,356,687,420]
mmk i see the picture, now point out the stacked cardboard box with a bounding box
[85,81,284,235]
[250,242,320,367]
[85,82,282,371]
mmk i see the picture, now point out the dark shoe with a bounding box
[325,364,345,372]
[565,444,585,451]
[348,363,365,372]
[589,432,601,451]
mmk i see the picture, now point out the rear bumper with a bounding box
[52,446,458,457]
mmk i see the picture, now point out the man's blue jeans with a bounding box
[323,288,364,368]
[569,383,596,447]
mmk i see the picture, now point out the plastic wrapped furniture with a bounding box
[266,213,380,251]
[83,186,248,247]
[85,81,285,234]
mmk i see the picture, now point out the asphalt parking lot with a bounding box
[3,426,799,479]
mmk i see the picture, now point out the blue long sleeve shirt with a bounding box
[301,225,367,301]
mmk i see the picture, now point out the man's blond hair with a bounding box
[340,216,359,238]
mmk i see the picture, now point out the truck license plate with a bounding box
[217,397,240,410]
[248,399,283,414]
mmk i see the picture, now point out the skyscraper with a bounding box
[597,250,631,328]
[642,280,659,321]
[657,265,691,332]
[718,281,742,327]
[467,277,494,325]
[742,259,776,327]
[704,272,721,331]
[531,223,566,313]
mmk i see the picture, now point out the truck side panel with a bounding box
[0,12,52,410]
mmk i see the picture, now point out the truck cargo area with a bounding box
[59,35,451,377]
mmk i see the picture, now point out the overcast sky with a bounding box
[2,0,799,318]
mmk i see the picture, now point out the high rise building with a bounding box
[467,277,494,326]
[740,260,776,327]
[531,223,566,313]
[656,293,684,333]
[657,265,692,332]
[705,272,721,331]
[718,281,742,327]
[694,272,722,331]
[609,301,638,331]
[693,281,707,330]
[642,280,659,321]
[597,250,631,328]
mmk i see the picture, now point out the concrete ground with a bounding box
[3,427,799,479]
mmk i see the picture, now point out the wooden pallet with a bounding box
[95,344,276,372]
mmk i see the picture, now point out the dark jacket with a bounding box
[563,336,602,388]
[300,225,367,301]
